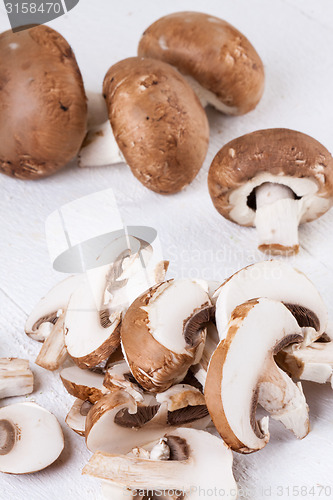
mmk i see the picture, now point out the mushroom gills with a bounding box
[276,337,333,386]
[79,120,124,168]
[0,358,33,399]
[255,182,302,255]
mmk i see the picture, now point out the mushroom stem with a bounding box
[255,182,302,255]
[35,316,68,371]
[0,359,33,399]
[84,452,191,490]
[78,121,124,168]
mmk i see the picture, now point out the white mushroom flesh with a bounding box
[214,260,327,343]
[184,75,238,115]
[142,279,210,354]
[65,399,93,436]
[0,358,33,399]
[0,402,64,474]
[228,172,329,227]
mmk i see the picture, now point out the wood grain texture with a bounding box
[1,0,333,498]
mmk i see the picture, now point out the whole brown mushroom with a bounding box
[208,128,333,255]
[95,57,209,194]
[0,25,87,179]
[138,11,265,115]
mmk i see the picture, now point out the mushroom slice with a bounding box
[191,322,220,387]
[276,337,333,386]
[156,384,210,428]
[65,399,93,436]
[85,390,166,454]
[25,274,83,342]
[83,428,237,499]
[208,129,333,255]
[121,279,212,392]
[35,315,68,371]
[103,361,144,402]
[214,260,326,343]
[64,266,122,369]
[102,57,209,194]
[138,11,264,116]
[0,359,33,399]
[60,365,108,403]
[0,402,64,473]
[205,298,310,453]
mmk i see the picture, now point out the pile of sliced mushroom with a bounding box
[22,258,333,498]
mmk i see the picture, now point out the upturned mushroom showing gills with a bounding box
[138,11,265,115]
[208,129,333,255]
[205,298,310,453]
[0,25,87,179]
[84,57,209,194]
[121,279,212,392]
[0,402,64,473]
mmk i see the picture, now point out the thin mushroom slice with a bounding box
[0,402,64,474]
[35,315,68,371]
[121,279,212,392]
[156,384,210,428]
[214,260,327,344]
[0,359,33,399]
[65,399,93,436]
[205,298,309,453]
[25,274,83,342]
[103,361,144,402]
[208,129,333,255]
[60,365,108,404]
[276,337,333,387]
[64,266,122,369]
[83,428,237,500]
[85,390,165,454]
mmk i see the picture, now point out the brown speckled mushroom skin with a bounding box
[0,25,87,179]
[103,57,209,194]
[208,128,333,226]
[138,12,265,115]
[121,281,205,392]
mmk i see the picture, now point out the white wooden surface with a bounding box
[1,1,333,498]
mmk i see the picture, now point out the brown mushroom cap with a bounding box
[0,25,87,179]
[138,12,265,115]
[208,128,333,226]
[103,57,209,194]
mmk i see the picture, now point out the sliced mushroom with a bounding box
[0,402,64,473]
[276,337,333,386]
[103,361,144,402]
[0,358,33,399]
[191,322,220,387]
[25,274,83,342]
[138,11,264,115]
[214,260,327,344]
[88,57,209,194]
[0,26,87,180]
[121,279,212,392]
[85,390,164,454]
[35,315,68,371]
[83,428,237,499]
[156,384,210,427]
[208,129,333,254]
[205,298,310,453]
[65,399,93,436]
[60,365,108,404]
[86,382,210,455]
[64,267,122,369]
